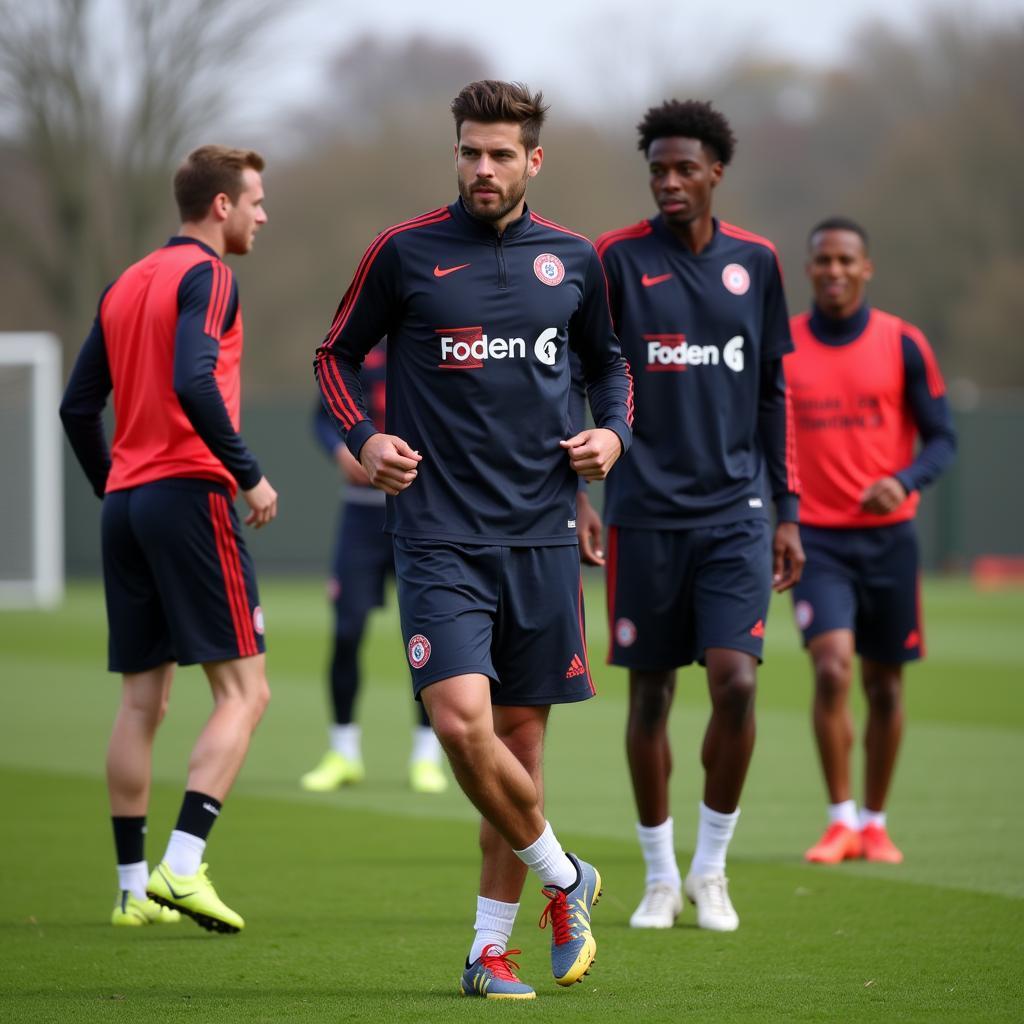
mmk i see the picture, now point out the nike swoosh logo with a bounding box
[434,263,471,278]
[641,273,673,287]
[158,868,196,901]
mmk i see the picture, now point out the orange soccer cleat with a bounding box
[860,823,904,863]
[804,822,863,864]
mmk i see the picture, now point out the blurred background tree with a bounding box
[0,0,277,342]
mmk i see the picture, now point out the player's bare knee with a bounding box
[863,673,902,716]
[429,707,484,761]
[814,655,852,705]
[710,669,757,728]
[630,690,671,735]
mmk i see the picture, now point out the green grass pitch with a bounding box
[1,576,1021,1022]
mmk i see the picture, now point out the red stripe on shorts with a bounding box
[577,573,595,695]
[605,525,619,664]
[208,493,257,657]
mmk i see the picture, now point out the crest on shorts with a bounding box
[533,253,565,287]
[722,263,750,295]
[615,617,638,648]
[407,633,432,669]
[252,605,265,636]
[794,600,814,631]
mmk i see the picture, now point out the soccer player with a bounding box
[592,100,803,932]
[315,80,632,998]
[787,217,956,864]
[301,343,447,795]
[59,146,275,932]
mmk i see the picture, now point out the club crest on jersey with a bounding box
[533,252,565,287]
[722,263,750,295]
[795,601,814,631]
[407,634,431,669]
[615,617,638,648]
[252,606,265,636]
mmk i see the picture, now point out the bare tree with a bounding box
[0,0,277,342]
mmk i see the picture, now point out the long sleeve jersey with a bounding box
[786,304,957,527]
[314,199,633,546]
[60,237,260,498]
[596,216,799,529]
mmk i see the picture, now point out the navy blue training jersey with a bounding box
[315,199,633,546]
[597,216,799,529]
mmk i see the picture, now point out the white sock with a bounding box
[410,725,442,765]
[828,799,859,830]
[330,723,361,761]
[117,860,149,900]
[514,821,577,889]
[859,808,887,829]
[162,829,206,877]
[468,896,519,963]
[636,818,681,888]
[689,802,740,878]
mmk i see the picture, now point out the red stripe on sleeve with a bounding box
[324,208,450,350]
[529,211,593,244]
[204,262,229,339]
[904,325,946,399]
[624,360,635,428]
[212,264,233,340]
[315,351,358,428]
[595,221,652,259]
[209,493,258,657]
[785,382,800,493]
[203,262,220,337]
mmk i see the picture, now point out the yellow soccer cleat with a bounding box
[300,750,365,791]
[410,759,448,794]
[147,862,244,934]
[111,890,182,927]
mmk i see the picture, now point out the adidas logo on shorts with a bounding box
[565,654,586,679]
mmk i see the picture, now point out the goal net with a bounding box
[0,334,63,608]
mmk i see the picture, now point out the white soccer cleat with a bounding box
[684,873,739,932]
[629,882,683,929]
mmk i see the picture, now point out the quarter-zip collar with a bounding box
[449,198,533,241]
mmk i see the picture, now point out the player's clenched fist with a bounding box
[359,433,422,495]
[560,428,623,481]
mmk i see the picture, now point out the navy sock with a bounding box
[111,816,146,864]
[174,791,222,842]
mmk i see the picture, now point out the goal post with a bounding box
[0,333,64,608]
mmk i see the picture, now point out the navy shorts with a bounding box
[792,521,923,663]
[606,520,772,669]
[393,537,594,706]
[101,478,265,672]
[329,502,392,639]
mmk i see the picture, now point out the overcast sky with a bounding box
[262,0,1023,114]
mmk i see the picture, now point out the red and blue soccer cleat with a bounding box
[539,852,602,986]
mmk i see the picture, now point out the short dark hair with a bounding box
[173,145,265,223]
[450,80,548,151]
[637,99,736,164]
[808,216,870,251]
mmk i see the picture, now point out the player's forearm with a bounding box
[59,319,113,497]
[174,376,262,489]
[60,411,111,497]
[314,349,377,460]
[895,423,957,493]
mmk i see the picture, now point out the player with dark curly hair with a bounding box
[584,100,804,932]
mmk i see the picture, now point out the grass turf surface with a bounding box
[1,576,1021,1022]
